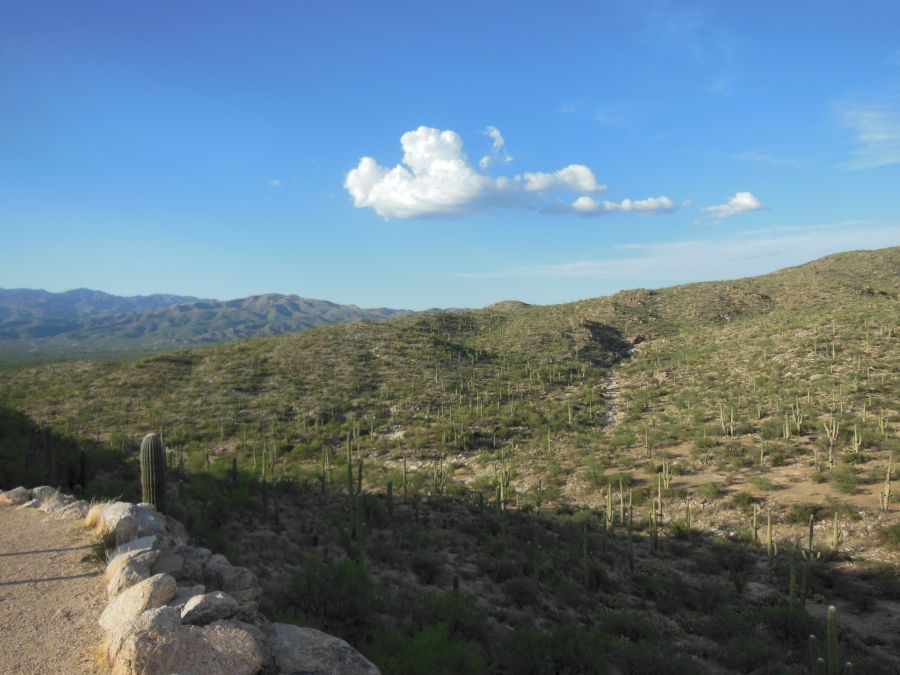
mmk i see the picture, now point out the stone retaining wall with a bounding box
[0,485,380,675]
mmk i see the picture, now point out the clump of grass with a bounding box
[749,476,774,491]
[84,499,115,537]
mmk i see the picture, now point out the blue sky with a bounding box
[2,1,899,309]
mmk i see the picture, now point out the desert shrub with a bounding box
[758,606,822,644]
[287,556,373,634]
[411,552,444,585]
[499,627,611,675]
[882,523,900,549]
[829,467,859,494]
[731,491,755,511]
[420,591,487,641]
[698,482,724,500]
[370,624,486,675]
[749,475,774,491]
[722,633,783,672]
[786,502,827,524]
[504,576,540,608]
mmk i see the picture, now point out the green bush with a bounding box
[287,556,373,635]
[698,482,724,500]
[420,592,487,641]
[829,467,859,494]
[370,624,486,675]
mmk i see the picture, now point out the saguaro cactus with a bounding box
[140,432,166,513]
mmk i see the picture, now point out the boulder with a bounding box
[107,560,150,598]
[111,615,265,675]
[0,486,31,505]
[107,547,160,575]
[165,514,189,544]
[110,535,160,561]
[150,550,184,577]
[164,584,206,614]
[51,499,90,520]
[31,485,59,502]
[115,515,138,546]
[100,573,177,634]
[107,606,182,664]
[133,504,168,538]
[173,546,212,583]
[206,554,262,603]
[261,623,381,675]
[101,502,136,532]
[16,499,39,509]
[181,591,239,625]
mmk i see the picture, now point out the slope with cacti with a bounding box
[0,246,898,673]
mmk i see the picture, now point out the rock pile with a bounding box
[0,486,380,675]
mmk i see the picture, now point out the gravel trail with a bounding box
[0,505,106,674]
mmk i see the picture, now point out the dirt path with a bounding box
[0,505,106,675]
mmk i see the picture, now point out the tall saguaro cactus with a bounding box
[140,432,167,513]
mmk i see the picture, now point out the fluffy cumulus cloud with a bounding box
[522,165,606,193]
[703,191,762,219]
[345,126,675,220]
[345,127,491,219]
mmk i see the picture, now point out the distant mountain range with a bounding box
[0,288,411,362]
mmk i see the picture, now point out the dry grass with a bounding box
[83,499,114,538]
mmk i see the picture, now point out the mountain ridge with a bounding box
[0,288,412,363]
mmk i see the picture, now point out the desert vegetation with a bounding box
[1,247,898,673]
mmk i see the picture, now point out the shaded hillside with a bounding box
[0,290,411,363]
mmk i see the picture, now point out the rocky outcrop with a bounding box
[1,485,381,674]
[91,496,381,675]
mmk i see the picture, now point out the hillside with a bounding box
[0,246,897,673]
[0,289,411,364]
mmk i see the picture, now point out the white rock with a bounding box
[110,535,160,561]
[107,561,150,598]
[205,554,262,603]
[164,584,206,614]
[52,499,90,520]
[107,547,160,574]
[99,573,177,634]
[101,502,136,531]
[107,606,182,664]
[173,546,211,583]
[115,515,138,546]
[16,499,39,509]
[150,550,184,577]
[133,504,168,537]
[31,485,59,502]
[0,487,32,505]
[110,615,265,675]
[261,623,381,675]
[181,591,239,625]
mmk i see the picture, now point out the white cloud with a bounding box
[345,126,666,220]
[454,223,900,283]
[522,165,607,193]
[479,125,513,170]
[834,100,900,170]
[703,191,762,219]
[268,179,284,188]
[571,195,674,215]
[345,127,491,219]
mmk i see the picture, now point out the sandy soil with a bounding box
[0,505,106,675]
